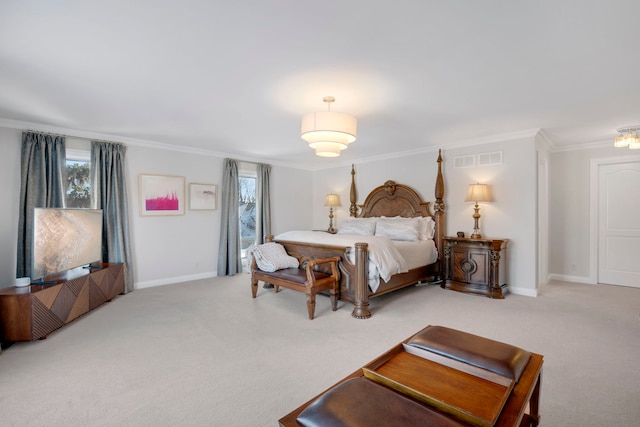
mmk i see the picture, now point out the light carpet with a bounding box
[0,274,639,426]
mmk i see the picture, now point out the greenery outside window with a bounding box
[65,148,91,208]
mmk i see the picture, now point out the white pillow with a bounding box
[375,217,420,241]
[380,216,435,240]
[337,218,376,236]
[418,217,436,240]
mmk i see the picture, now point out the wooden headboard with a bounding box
[347,149,446,255]
[358,181,432,218]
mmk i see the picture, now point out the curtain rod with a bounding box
[26,130,123,145]
[26,129,66,137]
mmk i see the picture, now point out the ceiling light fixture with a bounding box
[301,96,357,157]
[614,126,640,149]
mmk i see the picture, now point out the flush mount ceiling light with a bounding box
[614,126,640,149]
[301,96,357,157]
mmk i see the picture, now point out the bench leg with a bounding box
[251,275,259,298]
[306,292,316,320]
[528,370,542,426]
[330,284,338,311]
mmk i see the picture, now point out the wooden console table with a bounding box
[0,263,124,342]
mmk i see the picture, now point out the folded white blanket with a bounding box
[248,242,299,272]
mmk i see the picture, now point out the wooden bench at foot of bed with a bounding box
[251,256,341,320]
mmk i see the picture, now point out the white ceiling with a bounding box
[1,1,639,168]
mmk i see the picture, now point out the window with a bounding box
[65,148,91,208]
[239,174,256,255]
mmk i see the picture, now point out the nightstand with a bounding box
[441,237,509,298]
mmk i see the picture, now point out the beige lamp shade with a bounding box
[465,183,493,203]
[324,193,341,207]
[301,97,357,157]
[465,183,492,238]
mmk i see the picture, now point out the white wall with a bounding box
[126,145,224,287]
[271,166,314,235]
[0,127,22,287]
[311,137,539,296]
[548,144,640,283]
[125,145,314,288]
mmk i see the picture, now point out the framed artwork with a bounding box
[139,174,185,216]
[189,183,217,210]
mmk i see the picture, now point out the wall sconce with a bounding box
[465,183,493,238]
[324,193,341,233]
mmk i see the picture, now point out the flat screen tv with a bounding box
[32,208,103,282]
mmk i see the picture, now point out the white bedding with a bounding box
[394,240,438,270]
[273,231,438,292]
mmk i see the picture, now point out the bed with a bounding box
[271,150,445,319]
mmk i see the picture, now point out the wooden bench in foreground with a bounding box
[279,325,543,426]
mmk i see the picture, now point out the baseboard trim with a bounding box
[135,271,218,289]
[509,287,538,297]
[548,273,596,285]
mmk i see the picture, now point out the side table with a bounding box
[442,237,509,298]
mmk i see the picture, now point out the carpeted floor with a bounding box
[0,274,639,426]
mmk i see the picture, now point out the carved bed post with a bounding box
[434,149,446,275]
[351,242,371,319]
[349,164,358,217]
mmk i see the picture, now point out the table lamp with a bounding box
[465,183,493,238]
[324,194,341,233]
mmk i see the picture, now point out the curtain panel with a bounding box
[91,141,134,293]
[16,132,66,279]
[217,158,243,276]
[255,163,271,244]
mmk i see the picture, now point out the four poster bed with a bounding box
[269,150,446,319]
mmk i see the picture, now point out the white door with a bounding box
[598,161,640,287]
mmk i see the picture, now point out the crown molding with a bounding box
[0,117,304,169]
[9,117,598,169]
[549,139,611,152]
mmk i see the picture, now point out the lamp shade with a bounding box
[324,193,341,207]
[301,97,357,157]
[465,183,493,203]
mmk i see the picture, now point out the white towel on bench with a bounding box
[248,242,299,272]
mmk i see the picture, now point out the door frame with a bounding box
[589,155,640,284]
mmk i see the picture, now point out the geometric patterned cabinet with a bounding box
[0,263,124,342]
[441,237,509,299]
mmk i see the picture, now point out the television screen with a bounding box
[32,208,103,281]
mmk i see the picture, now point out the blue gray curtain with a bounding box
[16,132,66,279]
[91,141,134,293]
[218,159,242,276]
[255,163,271,244]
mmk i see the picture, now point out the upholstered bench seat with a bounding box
[263,268,330,284]
[297,377,466,427]
[407,325,531,382]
